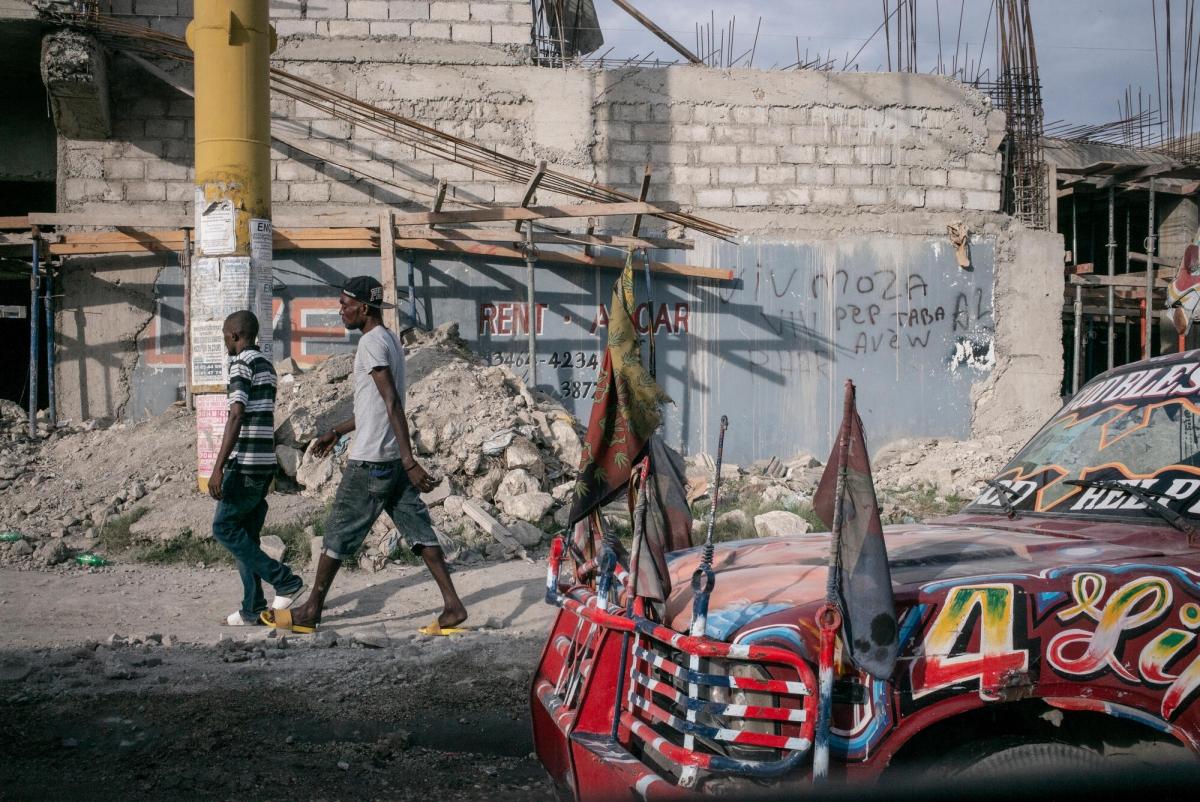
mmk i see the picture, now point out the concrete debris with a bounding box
[753,510,811,537]
[874,435,1017,498]
[351,624,391,649]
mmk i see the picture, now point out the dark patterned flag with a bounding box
[813,381,898,680]
[567,252,671,527]
[630,436,694,601]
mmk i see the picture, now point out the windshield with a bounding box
[967,357,1200,520]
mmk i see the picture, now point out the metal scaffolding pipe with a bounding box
[28,231,40,437]
[43,265,55,428]
[1106,187,1116,370]
[1146,178,1157,359]
[1072,199,1081,393]
[524,225,538,390]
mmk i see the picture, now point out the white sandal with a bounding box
[223,611,260,626]
[271,581,306,610]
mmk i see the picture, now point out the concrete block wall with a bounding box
[96,0,531,45]
[592,68,1005,229]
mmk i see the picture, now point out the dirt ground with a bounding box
[0,560,561,801]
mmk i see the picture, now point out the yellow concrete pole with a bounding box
[186,1,277,492]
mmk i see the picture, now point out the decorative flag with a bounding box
[813,380,899,680]
[567,252,671,527]
[629,436,694,601]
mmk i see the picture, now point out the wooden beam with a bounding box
[630,165,653,238]
[1069,272,1170,288]
[379,210,399,331]
[33,201,684,232]
[428,180,448,230]
[0,216,30,230]
[1129,251,1178,268]
[515,160,547,233]
[393,226,690,250]
[583,216,597,258]
[391,238,732,281]
[609,0,703,64]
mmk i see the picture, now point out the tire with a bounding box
[949,738,1105,780]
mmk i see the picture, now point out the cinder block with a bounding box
[433,162,474,180]
[348,0,389,18]
[109,0,135,13]
[131,97,167,117]
[451,22,492,42]
[733,187,770,206]
[733,106,768,125]
[756,165,795,184]
[330,180,373,203]
[711,127,752,144]
[669,125,710,143]
[771,187,812,205]
[632,123,670,142]
[850,187,887,206]
[276,19,318,36]
[949,169,1000,192]
[780,145,816,164]
[165,181,194,202]
[391,0,430,18]
[692,106,734,125]
[789,126,833,146]
[767,107,809,125]
[925,187,966,210]
[738,145,776,164]
[717,166,756,185]
[649,144,689,164]
[134,0,176,15]
[698,145,737,164]
[469,2,508,21]
[967,152,1002,172]
[311,118,353,139]
[277,160,323,182]
[370,21,411,36]
[815,145,854,165]
[612,143,650,162]
[853,145,892,165]
[104,160,145,180]
[270,0,302,17]
[871,165,910,185]
[430,1,470,21]
[650,104,691,123]
[327,20,370,35]
[809,187,851,206]
[491,23,528,44]
[909,167,948,186]
[508,2,532,24]
[612,104,650,122]
[672,166,712,185]
[146,160,190,180]
[888,187,926,207]
[753,127,791,145]
[599,122,632,141]
[272,182,289,202]
[964,190,1000,211]
[795,165,835,185]
[309,0,349,17]
[695,188,733,207]
[144,118,185,138]
[290,182,331,202]
[834,165,872,185]
[124,181,167,201]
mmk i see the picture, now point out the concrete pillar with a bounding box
[1158,196,1199,355]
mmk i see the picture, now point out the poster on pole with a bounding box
[250,218,272,263]
[196,393,228,484]
[199,199,236,256]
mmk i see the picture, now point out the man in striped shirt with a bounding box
[209,310,303,626]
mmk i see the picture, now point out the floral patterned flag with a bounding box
[567,252,672,527]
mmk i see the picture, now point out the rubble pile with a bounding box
[873,435,1018,500]
[272,323,585,569]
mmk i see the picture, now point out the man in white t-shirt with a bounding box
[263,276,467,635]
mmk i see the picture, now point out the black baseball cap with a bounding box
[341,275,395,309]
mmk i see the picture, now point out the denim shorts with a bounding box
[321,459,439,560]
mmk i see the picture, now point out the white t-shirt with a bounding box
[350,325,406,462]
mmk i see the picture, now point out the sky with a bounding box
[588,2,1174,132]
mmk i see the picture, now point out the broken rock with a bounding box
[753,511,811,538]
[496,469,540,503]
[260,534,286,563]
[504,436,545,478]
[499,492,554,523]
[507,519,546,548]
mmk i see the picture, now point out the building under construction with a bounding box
[0,0,1066,465]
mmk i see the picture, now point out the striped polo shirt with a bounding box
[226,347,277,474]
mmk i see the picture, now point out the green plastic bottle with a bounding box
[75,553,108,567]
[0,532,22,543]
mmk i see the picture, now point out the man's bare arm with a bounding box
[370,366,437,493]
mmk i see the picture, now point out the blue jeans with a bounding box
[212,468,300,617]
